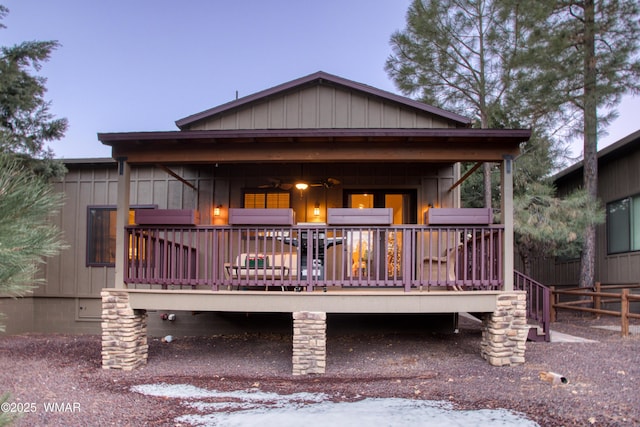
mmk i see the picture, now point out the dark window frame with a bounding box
[606,194,639,255]
[86,205,156,267]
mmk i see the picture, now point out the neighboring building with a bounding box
[1,72,536,373]
[528,129,640,287]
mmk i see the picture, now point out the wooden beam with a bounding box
[156,164,197,190]
[448,162,483,192]
[116,142,519,164]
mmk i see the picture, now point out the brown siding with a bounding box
[532,138,640,286]
[188,85,457,131]
[597,146,640,284]
[39,163,214,299]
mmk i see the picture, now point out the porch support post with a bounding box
[480,292,528,366]
[114,158,130,289]
[101,289,148,370]
[292,311,326,375]
[501,155,514,291]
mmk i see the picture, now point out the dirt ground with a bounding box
[0,312,638,426]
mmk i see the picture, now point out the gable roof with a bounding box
[175,71,471,130]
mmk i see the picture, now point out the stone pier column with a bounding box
[101,290,148,370]
[292,311,326,375]
[480,292,528,367]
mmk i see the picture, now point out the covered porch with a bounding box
[98,129,529,374]
[101,127,527,297]
[97,71,532,374]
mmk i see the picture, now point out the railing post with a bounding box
[115,158,130,289]
[550,286,557,322]
[542,284,551,342]
[621,289,629,337]
[594,281,601,319]
[501,155,514,291]
[403,230,414,292]
[303,228,314,292]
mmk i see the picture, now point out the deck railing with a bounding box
[124,224,504,292]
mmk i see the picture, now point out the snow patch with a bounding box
[132,383,539,426]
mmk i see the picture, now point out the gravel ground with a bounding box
[0,313,638,426]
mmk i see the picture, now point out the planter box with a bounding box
[425,208,492,225]
[327,208,393,225]
[135,209,200,226]
[228,208,296,226]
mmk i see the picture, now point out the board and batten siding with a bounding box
[186,85,454,131]
[597,145,640,284]
[38,163,212,298]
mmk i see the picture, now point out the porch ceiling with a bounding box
[98,128,530,164]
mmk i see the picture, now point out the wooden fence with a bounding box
[551,283,640,337]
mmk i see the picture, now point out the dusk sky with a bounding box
[2,0,638,161]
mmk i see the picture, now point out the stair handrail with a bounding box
[514,270,551,342]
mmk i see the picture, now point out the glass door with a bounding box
[345,190,416,280]
[345,190,416,224]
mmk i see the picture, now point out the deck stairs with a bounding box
[514,271,551,342]
[464,272,551,342]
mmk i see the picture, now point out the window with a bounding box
[87,206,117,266]
[243,190,290,208]
[87,206,152,266]
[607,195,640,254]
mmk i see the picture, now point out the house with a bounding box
[528,129,640,287]
[1,72,536,374]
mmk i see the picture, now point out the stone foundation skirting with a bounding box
[480,292,528,366]
[292,311,326,375]
[98,293,527,372]
[101,290,148,370]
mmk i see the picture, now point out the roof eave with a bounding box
[98,128,530,146]
[553,129,640,182]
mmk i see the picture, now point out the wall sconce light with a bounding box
[313,203,320,217]
[214,205,222,216]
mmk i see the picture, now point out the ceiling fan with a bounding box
[258,179,293,190]
[309,177,341,188]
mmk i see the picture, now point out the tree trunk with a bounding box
[579,0,598,288]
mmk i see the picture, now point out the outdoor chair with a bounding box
[422,244,462,290]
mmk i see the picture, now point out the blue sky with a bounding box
[2,0,638,160]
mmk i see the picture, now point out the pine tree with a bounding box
[510,0,640,287]
[0,5,67,331]
[387,0,605,279]
[515,181,604,276]
[0,5,67,163]
[0,155,66,314]
[386,0,522,209]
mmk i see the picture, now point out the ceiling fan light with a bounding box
[295,182,309,191]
